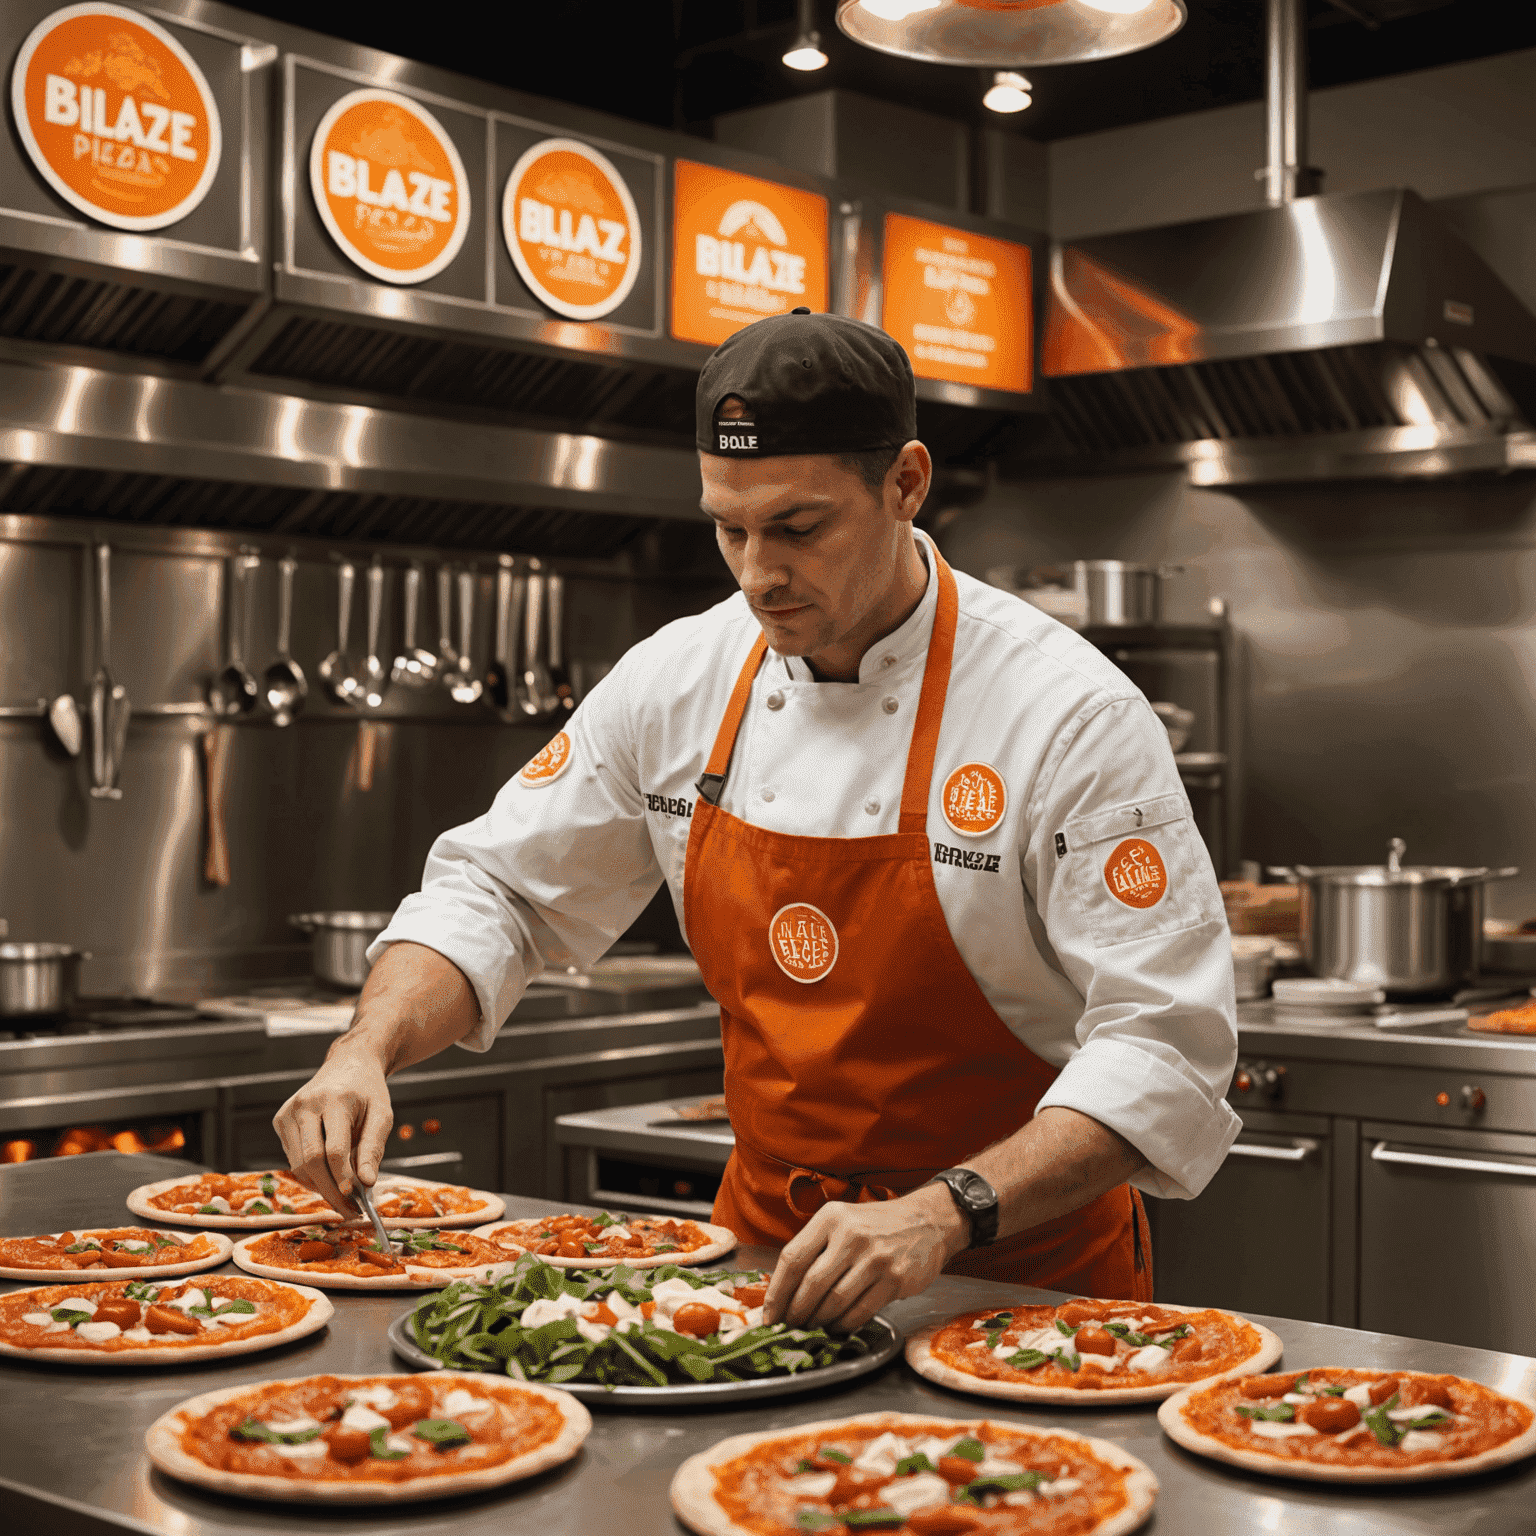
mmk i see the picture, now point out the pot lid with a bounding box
[289,911,396,931]
[0,942,84,960]
[1289,838,1518,888]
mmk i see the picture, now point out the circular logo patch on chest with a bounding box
[768,903,839,984]
[518,732,572,787]
[1104,837,1169,909]
[941,762,1007,837]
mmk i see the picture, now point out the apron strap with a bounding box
[696,632,768,804]
[898,553,959,834]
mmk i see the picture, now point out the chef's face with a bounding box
[700,428,931,668]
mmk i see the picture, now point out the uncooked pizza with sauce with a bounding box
[232,1224,518,1289]
[671,1411,1157,1536]
[1158,1367,1536,1483]
[145,1371,591,1504]
[0,1274,332,1365]
[474,1210,735,1269]
[907,1297,1282,1405]
[0,1226,231,1281]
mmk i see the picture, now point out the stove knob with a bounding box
[1234,1068,1254,1094]
[1460,1085,1487,1113]
[1259,1066,1286,1099]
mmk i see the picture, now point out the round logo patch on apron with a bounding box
[1104,837,1168,909]
[518,732,572,787]
[768,903,838,984]
[941,762,1007,837]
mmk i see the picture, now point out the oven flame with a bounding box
[2,1139,36,1162]
[52,1125,186,1157]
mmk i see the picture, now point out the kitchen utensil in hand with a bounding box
[447,569,483,704]
[359,557,390,711]
[545,571,575,717]
[484,558,517,718]
[352,1180,405,1255]
[517,567,560,721]
[208,554,260,718]
[390,563,439,688]
[318,560,363,707]
[263,555,307,726]
[89,543,130,800]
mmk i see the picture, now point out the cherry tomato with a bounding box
[1171,1335,1203,1362]
[93,1298,141,1328]
[590,1303,618,1326]
[1075,1325,1117,1356]
[384,1381,433,1429]
[1369,1376,1400,1405]
[907,1509,983,1535]
[556,1238,587,1259]
[1400,1378,1453,1409]
[144,1304,199,1335]
[1300,1398,1362,1434]
[730,1283,768,1309]
[671,1303,721,1338]
[1241,1373,1299,1398]
[326,1427,371,1464]
[297,1241,337,1263]
[937,1455,979,1485]
[1056,1302,1098,1328]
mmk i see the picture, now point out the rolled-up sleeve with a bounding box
[1025,695,1240,1200]
[368,655,662,1052]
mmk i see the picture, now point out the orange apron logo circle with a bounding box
[769,902,839,985]
[502,138,641,321]
[518,732,572,787]
[11,3,222,232]
[941,762,1007,837]
[1104,837,1168,909]
[310,88,470,285]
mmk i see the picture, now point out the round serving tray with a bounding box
[386,1310,902,1407]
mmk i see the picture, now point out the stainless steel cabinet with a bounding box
[1359,1121,1536,1356]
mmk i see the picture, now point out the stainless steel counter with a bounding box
[3,1152,1535,1535]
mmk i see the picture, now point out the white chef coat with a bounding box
[373,530,1241,1201]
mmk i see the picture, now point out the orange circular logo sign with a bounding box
[310,89,470,285]
[11,4,222,232]
[1104,837,1169,909]
[518,732,572,787]
[503,138,641,321]
[941,762,1007,838]
[769,903,838,985]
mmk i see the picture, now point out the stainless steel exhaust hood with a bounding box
[1039,0,1536,485]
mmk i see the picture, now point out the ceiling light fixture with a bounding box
[783,0,830,70]
[837,0,1185,67]
[982,70,1032,113]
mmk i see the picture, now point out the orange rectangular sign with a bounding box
[881,213,1033,394]
[671,160,829,348]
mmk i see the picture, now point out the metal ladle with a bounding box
[484,557,518,718]
[447,569,483,704]
[318,560,363,707]
[359,557,390,711]
[262,555,307,727]
[208,553,260,718]
[434,563,459,683]
[517,566,561,721]
[89,543,130,800]
[390,564,439,689]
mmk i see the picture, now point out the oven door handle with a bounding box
[1370,1141,1536,1179]
[379,1151,465,1174]
[1226,1138,1318,1163]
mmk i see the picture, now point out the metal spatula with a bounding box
[353,1182,406,1255]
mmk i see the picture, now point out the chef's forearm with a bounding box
[329,941,482,1076]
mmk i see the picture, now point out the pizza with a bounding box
[670,1411,1157,1536]
[473,1209,735,1268]
[232,1223,520,1290]
[907,1297,1282,1405]
[1158,1367,1536,1483]
[126,1170,505,1229]
[0,1274,332,1365]
[145,1371,590,1504]
[0,1226,231,1281]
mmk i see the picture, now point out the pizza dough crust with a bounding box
[144,1371,591,1503]
[231,1233,520,1291]
[125,1173,505,1230]
[906,1299,1284,1406]
[0,1280,333,1366]
[0,1229,233,1282]
[1158,1369,1536,1483]
[670,1411,1158,1536]
[470,1217,737,1269]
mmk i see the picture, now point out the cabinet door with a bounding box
[1151,1125,1330,1323]
[1359,1123,1536,1357]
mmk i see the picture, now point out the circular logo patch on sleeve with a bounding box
[518,732,572,787]
[941,762,1007,837]
[768,903,838,984]
[1104,837,1168,909]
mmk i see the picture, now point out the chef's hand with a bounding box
[764,1183,967,1333]
[272,1038,393,1217]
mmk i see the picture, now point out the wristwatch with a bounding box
[932,1167,999,1248]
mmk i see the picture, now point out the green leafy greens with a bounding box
[231,1416,322,1445]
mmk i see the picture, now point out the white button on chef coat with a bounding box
[374,531,1240,1201]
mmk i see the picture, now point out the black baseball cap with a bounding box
[696,307,916,458]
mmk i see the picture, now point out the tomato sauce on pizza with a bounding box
[371,1182,490,1220]
[145,1170,330,1220]
[931,1299,1261,1391]
[486,1211,711,1261]
[0,1275,310,1354]
[1175,1369,1535,1469]
[0,1228,218,1271]
[247,1225,510,1278]
[177,1374,567,1483]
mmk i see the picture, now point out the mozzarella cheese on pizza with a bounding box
[0,1227,222,1274]
[671,1412,1156,1536]
[240,1224,512,1280]
[482,1211,721,1263]
[140,1170,331,1220]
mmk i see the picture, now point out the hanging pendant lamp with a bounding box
[835,0,1186,68]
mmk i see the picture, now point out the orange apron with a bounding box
[683,551,1151,1300]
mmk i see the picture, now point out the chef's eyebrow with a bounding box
[701,499,836,524]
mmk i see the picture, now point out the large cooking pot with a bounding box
[1072,561,1182,627]
[0,943,89,1016]
[1271,839,1517,995]
[289,912,394,989]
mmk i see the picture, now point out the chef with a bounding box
[275,309,1240,1332]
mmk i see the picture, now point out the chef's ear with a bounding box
[888,440,932,525]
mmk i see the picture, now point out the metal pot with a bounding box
[1072,561,1182,627]
[289,912,394,989]
[1271,839,1518,995]
[0,943,89,1016]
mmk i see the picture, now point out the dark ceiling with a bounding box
[231,0,1536,143]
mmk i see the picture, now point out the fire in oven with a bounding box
[2,1113,199,1165]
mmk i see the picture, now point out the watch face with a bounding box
[957,1172,992,1210]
